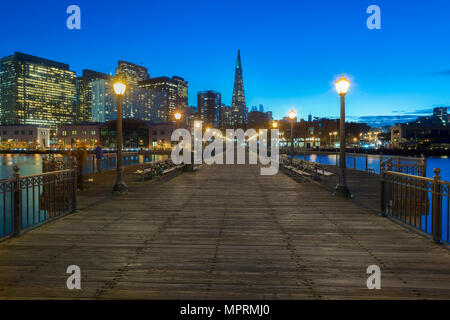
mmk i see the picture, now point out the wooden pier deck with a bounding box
[0,162,449,299]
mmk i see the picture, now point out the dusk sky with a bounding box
[1,0,450,126]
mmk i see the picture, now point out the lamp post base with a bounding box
[113,181,128,195]
[334,184,352,198]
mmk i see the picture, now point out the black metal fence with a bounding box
[0,165,77,242]
[380,162,449,245]
[285,149,426,176]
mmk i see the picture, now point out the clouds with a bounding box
[428,70,450,76]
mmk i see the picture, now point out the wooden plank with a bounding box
[0,159,449,299]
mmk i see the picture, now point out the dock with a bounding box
[0,161,449,299]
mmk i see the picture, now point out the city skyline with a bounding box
[1,0,450,125]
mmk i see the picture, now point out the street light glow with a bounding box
[113,82,126,95]
[272,121,278,128]
[288,110,297,120]
[174,112,182,120]
[335,75,350,95]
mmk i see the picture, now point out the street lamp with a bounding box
[288,110,297,164]
[334,75,351,197]
[272,121,278,129]
[112,81,127,194]
[174,112,182,129]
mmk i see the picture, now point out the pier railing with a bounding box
[0,165,77,242]
[285,149,426,176]
[380,162,449,245]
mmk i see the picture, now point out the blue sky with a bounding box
[1,0,450,126]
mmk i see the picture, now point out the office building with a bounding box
[76,69,111,122]
[0,52,76,128]
[116,61,150,86]
[197,91,221,127]
[139,76,188,121]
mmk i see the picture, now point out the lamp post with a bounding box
[329,132,332,146]
[288,110,297,164]
[334,75,351,197]
[112,81,127,194]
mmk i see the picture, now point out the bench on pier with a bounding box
[280,155,334,181]
[136,160,185,181]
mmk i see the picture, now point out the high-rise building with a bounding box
[91,78,167,123]
[0,52,76,127]
[220,104,234,129]
[139,76,188,121]
[198,91,221,127]
[231,49,247,126]
[116,61,150,86]
[433,107,448,123]
[76,69,111,122]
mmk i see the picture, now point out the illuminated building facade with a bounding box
[139,76,188,120]
[197,91,221,127]
[220,104,234,129]
[116,61,150,86]
[0,52,76,128]
[0,124,51,149]
[91,78,168,123]
[76,69,111,122]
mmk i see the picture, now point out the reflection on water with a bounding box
[294,153,450,181]
[0,153,168,180]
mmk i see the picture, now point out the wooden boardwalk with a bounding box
[0,162,449,299]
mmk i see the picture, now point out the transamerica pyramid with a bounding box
[231,49,247,126]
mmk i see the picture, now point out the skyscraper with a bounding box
[139,76,188,121]
[91,78,167,123]
[231,49,247,126]
[198,91,221,127]
[0,52,76,127]
[76,69,111,122]
[116,61,150,86]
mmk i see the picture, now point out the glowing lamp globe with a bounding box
[288,110,297,120]
[113,82,126,95]
[335,75,350,95]
[174,112,182,120]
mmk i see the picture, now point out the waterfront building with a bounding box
[0,52,76,128]
[99,119,175,150]
[231,49,247,125]
[148,122,176,150]
[391,107,450,150]
[197,91,221,128]
[57,123,102,149]
[0,124,51,149]
[139,76,188,120]
[76,69,112,123]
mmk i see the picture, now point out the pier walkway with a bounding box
[0,162,449,299]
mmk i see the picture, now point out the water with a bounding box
[294,153,450,181]
[0,153,168,180]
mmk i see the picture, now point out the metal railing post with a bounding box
[72,162,78,213]
[431,168,442,244]
[354,151,356,169]
[13,165,21,236]
[379,162,386,217]
[420,154,426,177]
[365,153,368,172]
[379,151,382,172]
